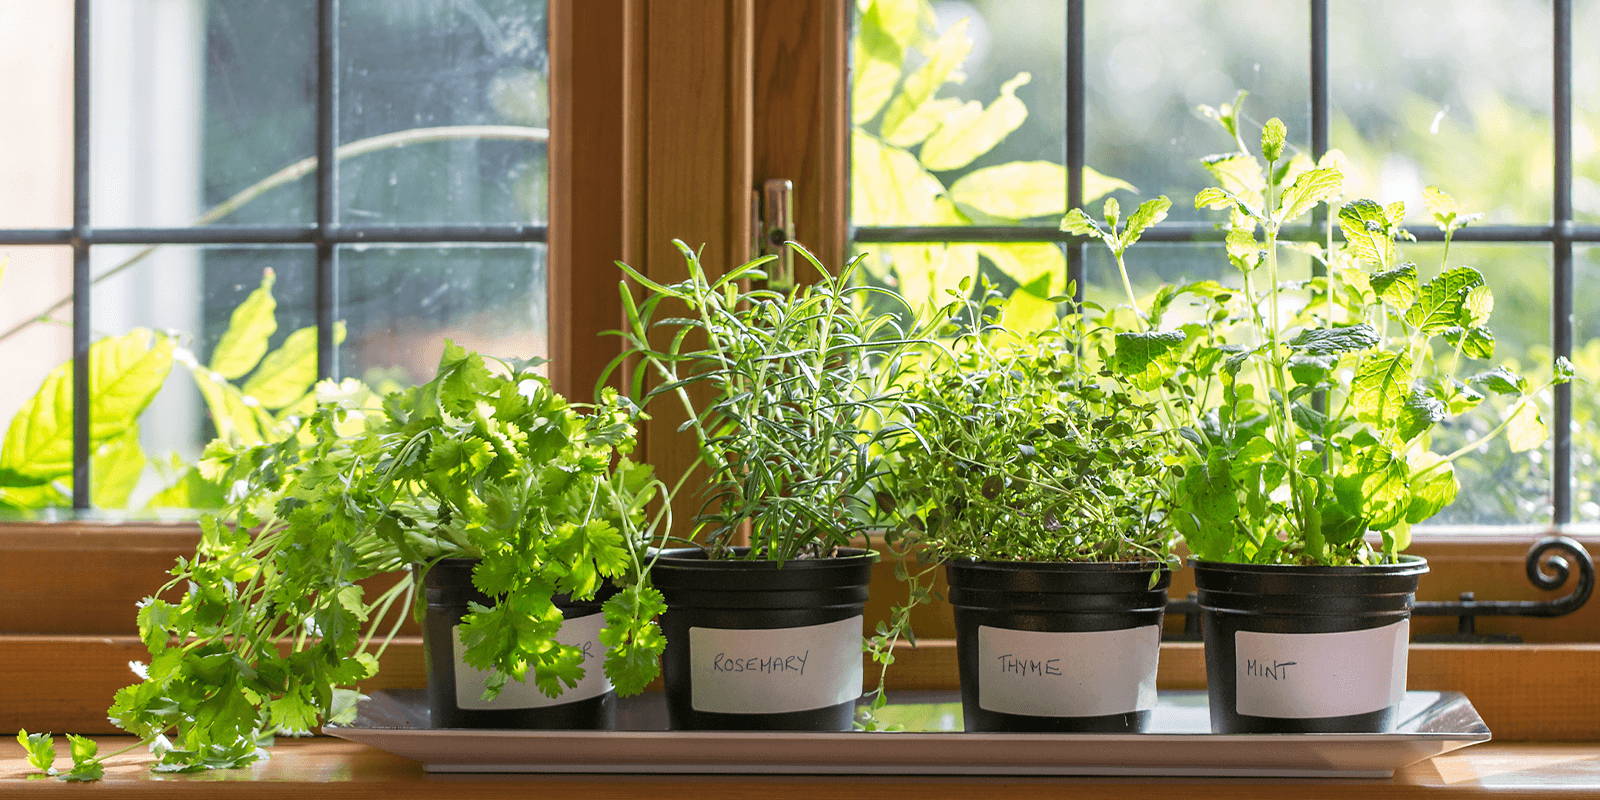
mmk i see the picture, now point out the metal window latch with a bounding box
[755,178,795,289]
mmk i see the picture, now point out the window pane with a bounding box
[1411,243,1553,527]
[0,247,74,511]
[0,6,72,228]
[1573,246,1600,521]
[337,244,547,385]
[1088,0,1309,223]
[851,0,1066,227]
[337,0,549,226]
[1330,0,1552,224]
[82,246,316,514]
[1577,1,1599,224]
[91,1,316,228]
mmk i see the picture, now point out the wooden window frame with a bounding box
[2,0,1597,744]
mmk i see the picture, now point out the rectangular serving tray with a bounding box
[324,689,1490,778]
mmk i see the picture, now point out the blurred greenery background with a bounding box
[850,0,1600,527]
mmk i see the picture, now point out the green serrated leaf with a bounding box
[1288,323,1379,355]
[1120,196,1171,250]
[1112,330,1187,390]
[1370,263,1419,308]
[1406,451,1458,524]
[1260,117,1287,162]
[1338,199,1395,267]
[1506,401,1548,453]
[1352,351,1413,430]
[17,730,56,774]
[1276,167,1341,222]
[241,323,347,410]
[1396,386,1446,442]
[1404,266,1485,333]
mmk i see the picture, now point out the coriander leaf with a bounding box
[62,734,104,782]
[17,730,56,774]
[1288,323,1379,355]
[600,587,668,696]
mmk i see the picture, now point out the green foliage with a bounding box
[0,270,333,514]
[612,241,939,562]
[881,292,1177,565]
[851,0,1132,329]
[79,345,668,778]
[1080,110,1569,566]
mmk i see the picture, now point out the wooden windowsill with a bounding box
[3,738,1599,798]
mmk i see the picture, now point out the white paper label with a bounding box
[688,616,863,714]
[976,624,1160,717]
[1234,619,1409,719]
[451,611,612,710]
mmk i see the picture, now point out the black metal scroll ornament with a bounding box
[1166,536,1595,643]
[1412,535,1595,642]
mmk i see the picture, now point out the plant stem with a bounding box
[0,124,549,345]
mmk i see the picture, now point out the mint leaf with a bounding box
[1059,207,1103,237]
[1506,402,1549,453]
[1112,330,1187,390]
[1406,452,1458,524]
[1276,167,1340,222]
[1442,326,1495,360]
[1260,117,1287,162]
[1396,386,1447,443]
[1404,266,1485,333]
[1370,263,1419,308]
[1353,351,1413,430]
[1338,199,1395,267]
[1120,196,1171,250]
[1288,323,1379,355]
[1470,366,1527,395]
[1555,356,1577,383]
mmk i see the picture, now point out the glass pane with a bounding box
[851,0,1066,226]
[338,0,550,226]
[1330,0,1552,224]
[1411,244,1553,527]
[1577,1,1599,224]
[1573,246,1600,521]
[83,245,316,514]
[0,247,74,511]
[1088,0,1309,223]
[0,6,72,228]
[337,244,547,386]
[91,1,316,228]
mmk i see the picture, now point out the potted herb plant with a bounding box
[880,291,1178,732]
[1078,107,1571,733]
[98,345,668,775]
[611,241,936,731]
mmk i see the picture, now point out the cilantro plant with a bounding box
[1076,108,1571,566]
[611,241,939,562]
[23,345,668,780]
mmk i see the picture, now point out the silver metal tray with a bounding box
[325,689,1490,778]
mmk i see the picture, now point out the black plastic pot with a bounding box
[947,560,1171,732]
[651,547,876,730]
[1194,556,1428,733]
[423,558,616,729]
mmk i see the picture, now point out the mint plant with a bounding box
[22,345,668,780]
[1079,111,1570,566]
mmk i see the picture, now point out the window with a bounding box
[0,0,550,514]
[849,0,1597,530]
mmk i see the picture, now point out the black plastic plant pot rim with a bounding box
[1192,556,1428,617]
[423,557,616,730]
[653,547,875,731]
[946,559,1170,733]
